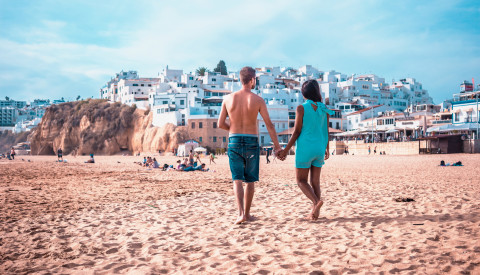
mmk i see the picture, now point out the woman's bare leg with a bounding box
[310,166,323,219]
[296,168,319,219]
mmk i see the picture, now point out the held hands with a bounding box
[324,149,330,160]
[275,148,287,161]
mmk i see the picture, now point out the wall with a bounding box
[187,118,229,150]
[463,139,480,153]
[332,140,422,155]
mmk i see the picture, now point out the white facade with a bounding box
[258,101,289,146]
[345,105,389,131]
[0,107,18,127]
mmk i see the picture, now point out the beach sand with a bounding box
[1,154,479,274]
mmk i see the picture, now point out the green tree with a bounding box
[5,96,10,101]
[76,95,81,101]
[214,60,228,75]
[196,67,208,76]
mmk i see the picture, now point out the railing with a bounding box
[432,119,452,124]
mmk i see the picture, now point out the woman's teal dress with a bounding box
[295,100,335,168]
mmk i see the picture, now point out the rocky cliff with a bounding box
[29,99,189,155]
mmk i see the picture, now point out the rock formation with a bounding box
[29,99,189,155]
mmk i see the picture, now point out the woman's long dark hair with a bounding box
[301,80,322,103]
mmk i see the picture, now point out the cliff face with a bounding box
[29,100,189,155]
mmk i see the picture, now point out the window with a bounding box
[180,100,185,105]
[336,122,340,129]
[189,77,193,80]
[199,122,203,128]
[199,137,203,142]
[141,84,144,86]
[163,101,168,104]
[213,137,217,142]
[212,78,216,81]
[329,122,332,127]
[223,136,226,142]
[133,84,138,86]
[213,122,217,128]
[157,109,161,114]
[261,136,265,144]
[454,113,459,122]
[148,84,152,87]
[191,122,195,129]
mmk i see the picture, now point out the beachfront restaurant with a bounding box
[418,134,463,154]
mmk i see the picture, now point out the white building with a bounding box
[345,105,389,131]
[258,100,289,146]
[0,107,18,127]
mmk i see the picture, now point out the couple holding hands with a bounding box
[218,67,333,224]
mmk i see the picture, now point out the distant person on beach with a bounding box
[374,146,377,154]
[266,148,271,164]
[278,80,334,220]
[57,148,63,161]
[10,147,16,160]
[85,153,95,163]
[142,157,147,167]
[344,145,349,155]
[152,158,160,168]
[188,150,194,166]
[368,146,371,155]
[195,152,202,164]
[218,66,283,224]
[209,153,216,164]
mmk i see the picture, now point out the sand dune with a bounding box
[1,154,479,274]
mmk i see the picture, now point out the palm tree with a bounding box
[196,67,208,76]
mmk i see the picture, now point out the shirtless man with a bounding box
[218,66,284,224]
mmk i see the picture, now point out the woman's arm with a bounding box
[325,114,330,160]
[282,105,304,155]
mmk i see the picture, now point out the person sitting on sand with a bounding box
[188,150,194,166]
[176,160,186,171]
[278,79,334,220]
[142,157,147,167]
[85,153,95,163]
[152,158,160,168]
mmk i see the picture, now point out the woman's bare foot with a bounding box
[311,200,324,220]
[245,215,257,222]
[235,215,247,224]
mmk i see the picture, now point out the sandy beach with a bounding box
[1,154,479,274]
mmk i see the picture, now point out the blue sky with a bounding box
[0,0,479,103]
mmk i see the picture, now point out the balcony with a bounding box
[432,119,452,124]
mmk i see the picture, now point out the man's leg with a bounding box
[310,166,323,219]
[233,180,246,224]
[244,182,255,221]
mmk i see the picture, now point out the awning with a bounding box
[427,122,480,133]
[194,147,207,152]
[386,129,400,133]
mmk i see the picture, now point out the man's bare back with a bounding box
[220,91,264,135]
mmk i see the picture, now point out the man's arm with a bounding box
[218,101,230,131]
[259,99,281,152]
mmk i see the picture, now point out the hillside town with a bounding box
[98,65,479,152]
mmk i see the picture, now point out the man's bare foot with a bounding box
[311,200,324,220]
[245,215,257,222]
[235,215,247,224]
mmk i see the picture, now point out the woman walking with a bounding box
[279,80,334,220]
